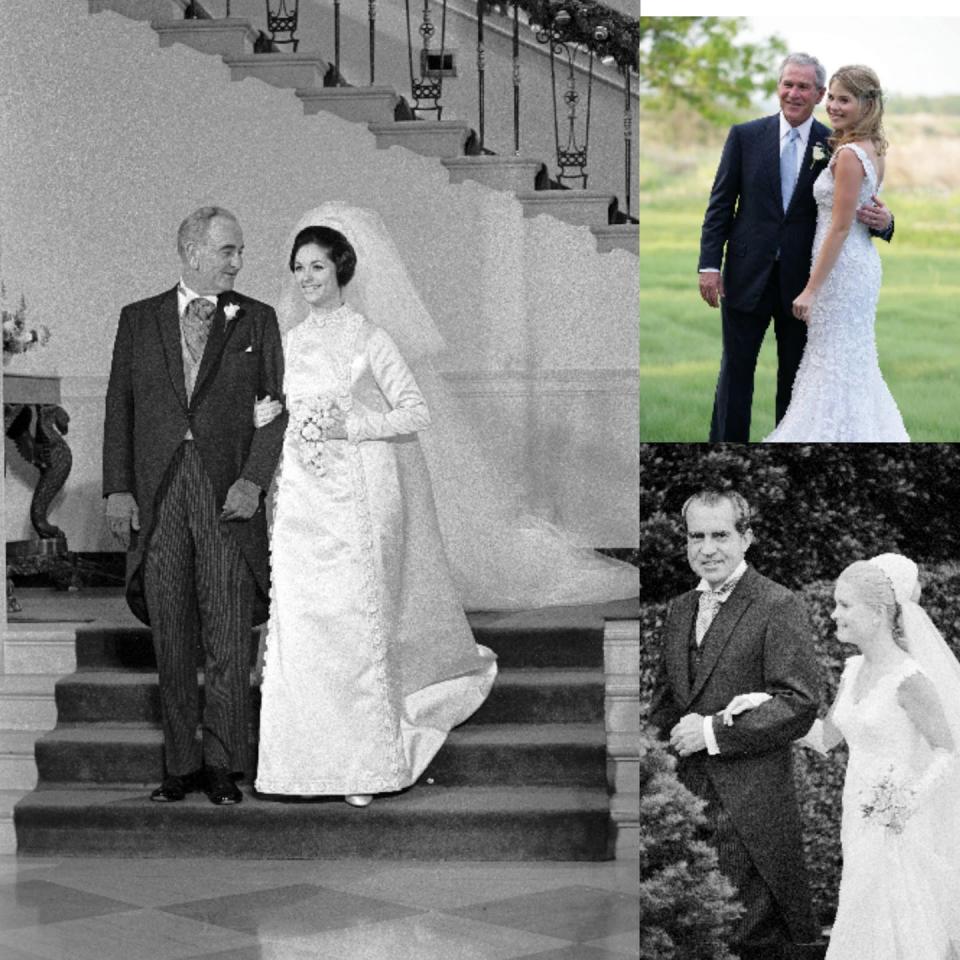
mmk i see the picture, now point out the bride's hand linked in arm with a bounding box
[721,691,842,755]
[254,395,283,429]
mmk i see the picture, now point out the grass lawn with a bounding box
[639,121,960,441]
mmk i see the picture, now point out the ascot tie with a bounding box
[182,297,216,364]
[695,577,740,646]
[781,127,801,213]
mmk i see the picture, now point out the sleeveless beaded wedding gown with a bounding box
[826,656,960,959]
[766,143,909,441]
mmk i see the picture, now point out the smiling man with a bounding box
[648,489,822,960]
[103,205,287,807]
[698,52,895,442]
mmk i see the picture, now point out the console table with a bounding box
[3,372,73,611]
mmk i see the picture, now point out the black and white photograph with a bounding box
[0,1,641,958]
[639,444,960,958]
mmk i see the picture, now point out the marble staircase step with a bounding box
[0,731,41,791]
[89,0,187,18]
[0,676,59,730]
[152,17,257,57]
[368,120,471,159]
[591,223,638,255]
[441,156,546,193]
[516,190,615,228]
[0,790,23,855]
[3,625,78,676]
[225,52,328,89]
[296,86,400,124]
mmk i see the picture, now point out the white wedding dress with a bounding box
[766,143,909,442]
[255,305,497,795]
[826,655,960,959]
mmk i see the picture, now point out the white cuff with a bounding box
[704,715,720,755]
[799,718,829,756]
[698,267,721,273]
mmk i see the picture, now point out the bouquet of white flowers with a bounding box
[859,765,915,834]
[290,393,351,476]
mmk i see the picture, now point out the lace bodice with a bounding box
[832,656,931,794]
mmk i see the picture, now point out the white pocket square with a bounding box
[244,345,254,353]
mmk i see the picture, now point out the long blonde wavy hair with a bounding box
[828,64,889,156]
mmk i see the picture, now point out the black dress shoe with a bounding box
[204,766,242,805]
[150,771,200,802]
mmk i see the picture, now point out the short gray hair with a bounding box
[681,490,753,535]
[779,52,826,91]
[177,206,238,259]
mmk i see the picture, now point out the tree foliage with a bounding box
[639,17,787,124]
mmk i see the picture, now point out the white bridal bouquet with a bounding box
[290,393,351,476]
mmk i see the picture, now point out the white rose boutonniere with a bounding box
[223,302,241,322]
[810,142,829,169]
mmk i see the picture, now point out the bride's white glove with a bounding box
[253,395,283,428]
[721,692,771,726]
[906,748,956,815]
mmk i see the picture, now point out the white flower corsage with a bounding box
[810,142,829,169]
[291,393,351,476]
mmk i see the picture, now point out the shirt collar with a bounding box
[177,280,218,316]
[779,112,814,149]
[696,559,748,596]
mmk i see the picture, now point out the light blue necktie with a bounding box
[781,127,801,212]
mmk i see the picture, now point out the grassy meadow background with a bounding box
[639,104,960,441]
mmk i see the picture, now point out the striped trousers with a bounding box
[143,442,254,777]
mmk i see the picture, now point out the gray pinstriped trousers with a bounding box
[143,442,255,777]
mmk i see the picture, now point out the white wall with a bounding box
[0,1,637,550]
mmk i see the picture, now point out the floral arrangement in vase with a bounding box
[2,284,50,362]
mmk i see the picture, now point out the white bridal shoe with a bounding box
[344,794,373,807]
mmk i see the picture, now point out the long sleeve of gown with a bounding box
[347,327,431,441]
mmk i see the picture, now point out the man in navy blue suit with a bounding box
[699,53,894,442]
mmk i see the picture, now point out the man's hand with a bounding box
[220,478,261,521]
[105,492,140,550]
[856,194,892,232]
[670,713,708,757]
[698,272,725,308]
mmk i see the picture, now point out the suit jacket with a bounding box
[698,114,832,314]
[102,285,288,626]
[648,565,821,943]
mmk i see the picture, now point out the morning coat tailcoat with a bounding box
[649,565,821,943]
[102,286,287,626]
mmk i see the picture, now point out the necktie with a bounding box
[182,297,216,364]
[781,127,801,212]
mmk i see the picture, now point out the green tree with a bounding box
[639,17,786,124]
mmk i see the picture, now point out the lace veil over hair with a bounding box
[276,203,638,609]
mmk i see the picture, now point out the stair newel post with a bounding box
[368,0,376,85]
[512,0,520,155]
[333,0,341,83]
[477,1,485,152]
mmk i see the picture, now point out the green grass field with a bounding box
[639,119,960,441]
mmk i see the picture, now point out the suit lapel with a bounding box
[766,115,784,209]
[667,592,698,705]
[157,287,188,412]
[687,567,757,705]
[787,119,830,214]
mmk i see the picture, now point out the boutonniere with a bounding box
[223,302,241,322]
[810,142,829,169]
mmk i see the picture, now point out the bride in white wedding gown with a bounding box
[766,65,908,442]
[254,204,637,803]
[724,554,960,959]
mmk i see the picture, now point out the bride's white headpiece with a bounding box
[276,202,446,360]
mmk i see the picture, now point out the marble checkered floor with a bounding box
[0,855,639,959]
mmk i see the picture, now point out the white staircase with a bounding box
[93,0,637,254]
[0,620,78,852]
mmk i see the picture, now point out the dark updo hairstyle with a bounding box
[288,225,357,287]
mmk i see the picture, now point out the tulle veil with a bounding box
[275,202,638,610]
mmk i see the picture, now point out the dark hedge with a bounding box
[639,562,960,925]
[639,444,960,604]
